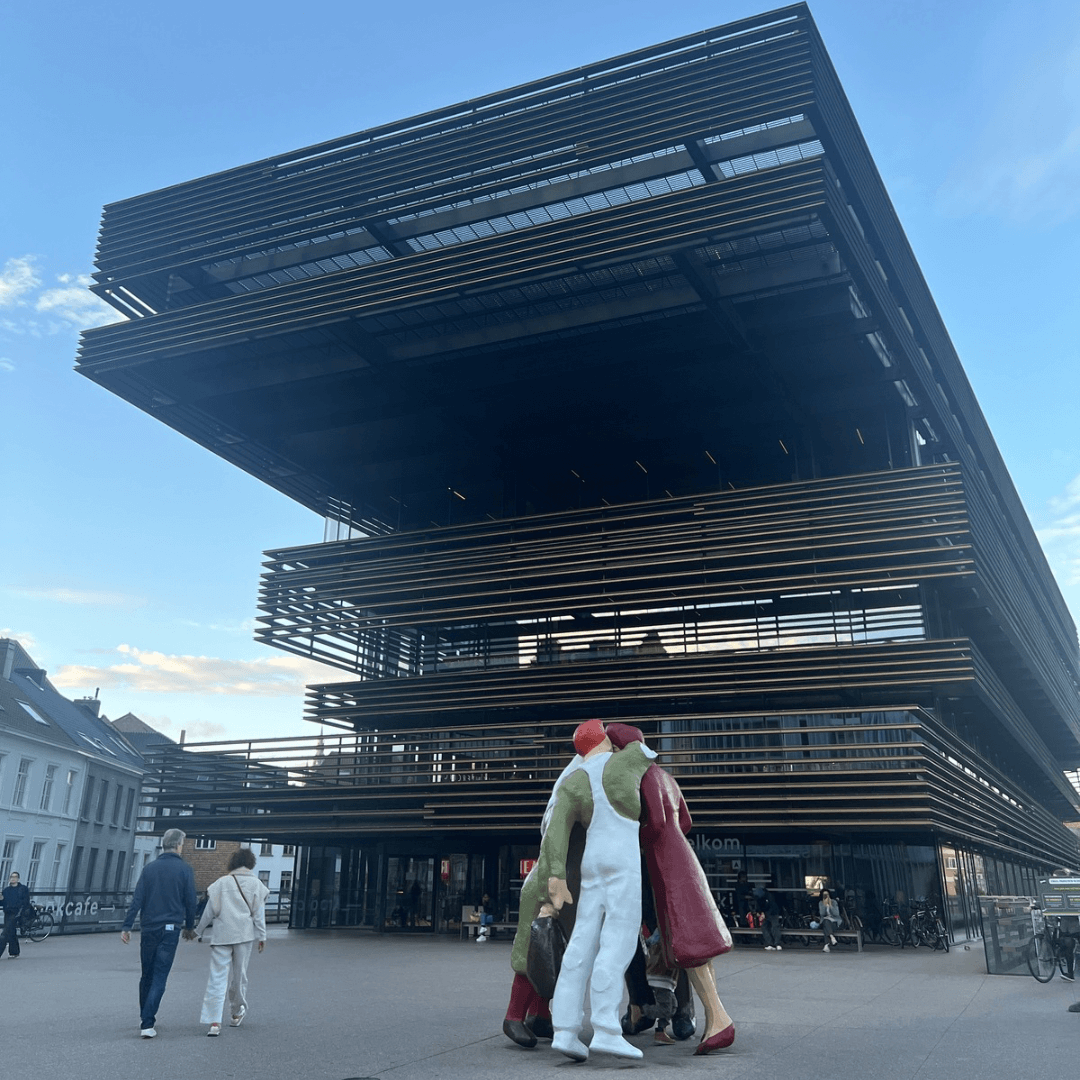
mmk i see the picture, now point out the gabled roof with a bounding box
[0,639,144,773]
[0,675,84,755]
[110,712,175,755]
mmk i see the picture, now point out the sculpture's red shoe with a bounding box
[694,1023,735,1055]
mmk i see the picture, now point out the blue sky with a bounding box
[2,0,1078,743]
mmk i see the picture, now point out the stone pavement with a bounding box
[3,928,1078,1079]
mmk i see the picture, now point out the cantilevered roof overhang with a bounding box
[76,5,1080,787]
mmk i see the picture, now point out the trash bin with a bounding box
[978,896,1035,975]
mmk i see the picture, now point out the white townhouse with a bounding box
[1,639,145,918]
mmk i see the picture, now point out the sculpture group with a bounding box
[503,719,735,1061]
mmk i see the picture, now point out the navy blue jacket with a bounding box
[122,852,197,932]
[2,882,30,916]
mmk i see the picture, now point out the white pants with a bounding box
[551,865,639,1038]
[551,754,641,1040]
[200,941,254,1024]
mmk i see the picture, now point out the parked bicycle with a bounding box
[1027,909,1076,982]
[879,898,907,947]
[909,899,949,951]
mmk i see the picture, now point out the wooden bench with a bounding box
[729,925,863,952]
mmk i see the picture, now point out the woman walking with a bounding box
[819,889,841,952]
[196,848,270,1036]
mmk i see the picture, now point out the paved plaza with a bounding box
[4,928,1077,1079]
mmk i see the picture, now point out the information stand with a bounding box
[1036,877,1080,915]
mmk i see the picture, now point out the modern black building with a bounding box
[78,5,1080,938]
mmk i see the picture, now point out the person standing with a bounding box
[1,871,31,959]
[755,886,784,952]
[195,847,269,1036]
[733,870,753,928]
[819,889,842,952]
[121,828,198,1038]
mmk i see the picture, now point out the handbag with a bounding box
[526,914,567,999]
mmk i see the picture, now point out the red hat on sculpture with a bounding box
[606,723,645,749]
[573,718,607,755]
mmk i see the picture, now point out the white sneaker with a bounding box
[776,944,783,950]
[830,935,838,946]
[552,1031,589,1061]
[207,1023,221,1037]
[764,945,774,950]
[230,1007,246,1027]
[823,943,830,953]
[140,1028,157,1039]
[589,1031,644,1060]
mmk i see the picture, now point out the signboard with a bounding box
[1037,876,1080,915]
[519,858,537,878]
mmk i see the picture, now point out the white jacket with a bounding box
[196,868,270,945]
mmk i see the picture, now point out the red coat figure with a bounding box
[606,723,735,1054]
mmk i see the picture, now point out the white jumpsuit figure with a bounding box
[550,750,647,1060]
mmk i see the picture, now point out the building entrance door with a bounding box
[384,855,434,930]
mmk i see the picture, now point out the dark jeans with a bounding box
[138,925,181,1028]
[0,913,20,957]
[1062,932,1077,979]
[821,917,841,942]
[762,918,783,947]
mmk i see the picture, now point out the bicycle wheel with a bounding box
[909,917,926,947]
[882,917,902,947]
[934,919,950,952]
[27,911,53,942]
[1027,932,1056,981]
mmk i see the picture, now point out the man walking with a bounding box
[1,871,31,959]
[121,828,198,1038]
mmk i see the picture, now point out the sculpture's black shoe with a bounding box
[671,1016,696,1041]
[526,1015,554,1040]
[621,1006,654,1035]
[503,1019,537,1048]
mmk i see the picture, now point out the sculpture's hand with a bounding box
[547,877,574,913]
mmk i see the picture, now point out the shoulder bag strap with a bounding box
[231,873,257,918]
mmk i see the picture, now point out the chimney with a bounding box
[0,640,16,681]
[76,697,102,718]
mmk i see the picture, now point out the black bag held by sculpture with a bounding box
[527,914,567,999]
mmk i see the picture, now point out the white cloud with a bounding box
[133,713,228,741]
[1050,474,1080,514]
[0,256,41,306]
[0,357,13,372]
[0,257,125,335]
[0,628,39,653]
[7,585,147,608]
[51,644,340,697]
[36,273,124,329]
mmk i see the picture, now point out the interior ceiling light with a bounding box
[779,439,789,455]
[705,450,716,464]
[635,460,648,474]
[856,428,865,445]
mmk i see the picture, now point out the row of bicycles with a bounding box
[737,894,950,951]
[857,898,950,950]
